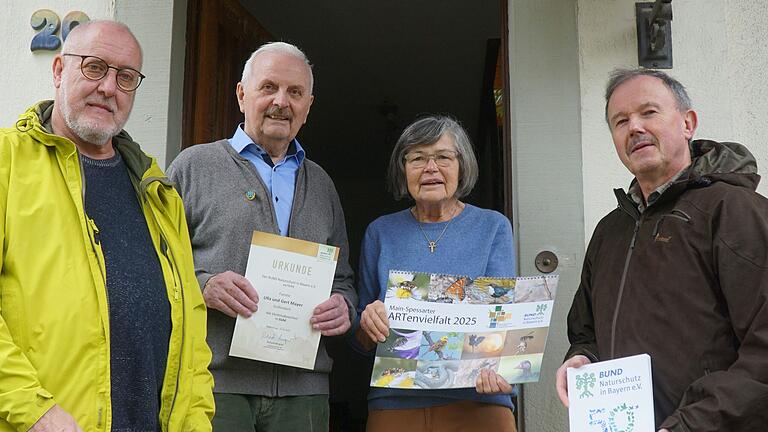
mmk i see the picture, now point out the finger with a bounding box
[320,318,351,337]
[313,296,338,314]
[313,316,351,331]
[210,299,239,318]
[203,290,238,317]
[205,275,257,312]
[313,313,345,331]
[373,315,389,342]
[368,311,389,341]
[361,312,386,342]
[224,284,259,312]
[362,325,381,343]
[484,370,498,393]
[220,294,256,317]
[314,294,343,315]
[495,373,513,393]
[476,369,491,393]
[321,324,350,337]
[232,275,259,303]
[372,302,390,326]
[362,319,385,343]
[312,304,344,323]
[555,366,570,407]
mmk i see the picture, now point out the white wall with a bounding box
[115,0,185,168]
[1,0,181,168]
[1,1,114,126]
[509,1,582,431]
[578,0,768,239]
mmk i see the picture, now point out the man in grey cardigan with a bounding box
[167,42,356,432]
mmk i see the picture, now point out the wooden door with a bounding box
[183,0,273,147]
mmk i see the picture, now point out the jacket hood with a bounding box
[616,139,760,214]
[622,139,761,195]
[16,100,168,187]
[687,139,760,190]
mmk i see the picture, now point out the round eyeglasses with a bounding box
[62,53,145,92]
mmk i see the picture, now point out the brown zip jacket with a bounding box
[566,140,768,431]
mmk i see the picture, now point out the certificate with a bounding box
[229,231,338,369]
[567,354,655,432]
[370,271,558,389]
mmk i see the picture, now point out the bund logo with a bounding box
[488,306,511,328]
[575,372,596,399]
[536,304,548,315]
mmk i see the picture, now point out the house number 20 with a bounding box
[30,9,90,52]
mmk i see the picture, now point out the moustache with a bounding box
[627,134,658,155]
[85,97,117,113]
[265,106,292,120]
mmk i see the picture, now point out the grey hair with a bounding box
[241,42,314,93]
[387,115,479,200]
[62,20,143,67]
[604,68,691,125]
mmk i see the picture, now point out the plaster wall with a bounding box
[0,0,181,168]
[1,1,114,126]
[115,0,185,167]
[509,1,582,431]
[578,0,768,240]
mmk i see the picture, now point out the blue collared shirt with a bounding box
[229,125,305,236]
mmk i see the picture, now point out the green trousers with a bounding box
[212,393,329,432]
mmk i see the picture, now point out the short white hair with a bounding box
[240,42,313,93]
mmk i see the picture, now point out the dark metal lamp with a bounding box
[636,0,673,69]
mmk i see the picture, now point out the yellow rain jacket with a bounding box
[0,101,214,431]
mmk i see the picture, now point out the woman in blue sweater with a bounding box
[354,115,518,431]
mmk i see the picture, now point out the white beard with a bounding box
[59,83,123,146]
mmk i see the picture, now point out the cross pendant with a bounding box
[428,241,437,253]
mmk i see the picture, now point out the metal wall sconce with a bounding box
[636,0,673,69]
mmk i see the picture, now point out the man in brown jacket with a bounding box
[555,68,768,431]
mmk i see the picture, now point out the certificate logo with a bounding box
[316,245,336,262]
[488,306,512,328]
[575,372,597,399]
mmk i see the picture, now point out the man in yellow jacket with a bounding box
[0,20,214,431]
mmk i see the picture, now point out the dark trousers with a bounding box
[212,393,329,432]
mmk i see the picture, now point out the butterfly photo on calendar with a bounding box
[386,271,529,305]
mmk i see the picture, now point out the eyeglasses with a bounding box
[62,54,145,92]
[404,150,458,168]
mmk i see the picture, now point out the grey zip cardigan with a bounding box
[167,139,357,396]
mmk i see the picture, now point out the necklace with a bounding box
[413,203,459,253]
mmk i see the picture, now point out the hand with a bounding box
[476,369,513,394]
[359,300,389,344]
[555,355,592,407]
[311,294,350,336]
[30,405,82,432]
[659,429,670,432]
[202,271,259,318]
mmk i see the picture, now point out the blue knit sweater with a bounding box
[81,153,170,429]
[355,204,517,410]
